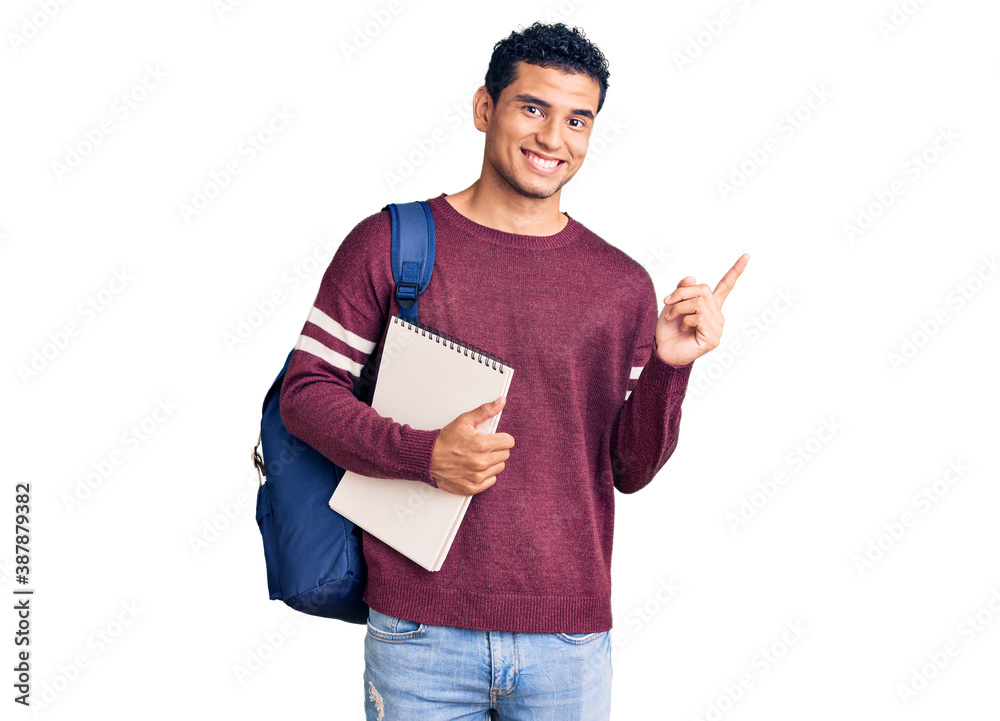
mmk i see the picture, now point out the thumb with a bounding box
[465,396,506,427]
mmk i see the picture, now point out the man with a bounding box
[280,21,748,721]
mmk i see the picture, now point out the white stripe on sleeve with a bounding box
[306,306,377,355]
[295,334,365,378]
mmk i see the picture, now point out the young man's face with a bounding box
[478,60,601,201]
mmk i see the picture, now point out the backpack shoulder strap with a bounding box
[385,200,435,324]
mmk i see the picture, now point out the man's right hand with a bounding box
[430,396,515,496]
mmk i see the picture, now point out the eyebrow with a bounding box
[513,93,595,120]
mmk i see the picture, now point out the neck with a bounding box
[445,176,567,236]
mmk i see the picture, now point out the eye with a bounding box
[524,106,542,116]
[568,118,585,128]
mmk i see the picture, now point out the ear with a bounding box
[472,86,492,133]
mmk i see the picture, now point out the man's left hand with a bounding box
[655,253,750,367]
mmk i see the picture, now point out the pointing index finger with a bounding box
[713,253,750,306]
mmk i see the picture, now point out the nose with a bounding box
[534,117,564,154]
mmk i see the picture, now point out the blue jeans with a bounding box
[364,607,613,720]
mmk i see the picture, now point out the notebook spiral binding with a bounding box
[392,315,510,374]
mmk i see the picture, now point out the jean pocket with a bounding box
[367,607,428,641]
[555,631,607,645]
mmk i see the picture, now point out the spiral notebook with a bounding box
[329,315,515,572]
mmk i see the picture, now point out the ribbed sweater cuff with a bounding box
[399,426,442,487]
[643,345,694,398]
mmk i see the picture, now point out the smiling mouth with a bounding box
[522,149,564,173]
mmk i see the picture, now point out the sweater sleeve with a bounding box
[279,209,441,487]
[610,276,693,494]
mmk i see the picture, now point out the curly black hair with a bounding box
[485,22,611,115]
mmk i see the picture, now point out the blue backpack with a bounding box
[253,200,436,621]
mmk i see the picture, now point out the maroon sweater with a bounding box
[279,193,693,633]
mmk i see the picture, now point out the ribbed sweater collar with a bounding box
[428,192,582,250]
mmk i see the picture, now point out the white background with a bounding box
[3,0,998,719]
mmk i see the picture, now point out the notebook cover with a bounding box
[329,316,514,571]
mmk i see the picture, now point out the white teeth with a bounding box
[527,151,559,169]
